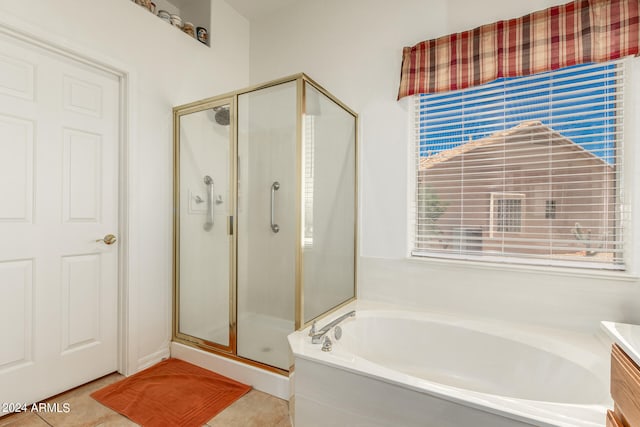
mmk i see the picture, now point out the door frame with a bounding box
[0,14,137,376]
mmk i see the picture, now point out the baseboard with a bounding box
[136,347,171,372]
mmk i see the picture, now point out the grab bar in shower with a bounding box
[271,181,280,233]
[204,175,214,231]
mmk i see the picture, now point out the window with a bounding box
[545,200,557,220]
[490,193,524,236]
[413,61,625,269]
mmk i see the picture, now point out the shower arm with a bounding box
[204,175,214,231]
[271,181,280,233]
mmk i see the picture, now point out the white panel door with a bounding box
[0,33,120,408]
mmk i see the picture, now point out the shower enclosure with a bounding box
[173,74,357,373]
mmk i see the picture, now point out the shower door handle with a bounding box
[271,181,280,233]
[204,175,214,231]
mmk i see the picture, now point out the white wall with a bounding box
[0,0,250,373]
[249,0,640,333]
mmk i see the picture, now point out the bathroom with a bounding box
[0,0,639,426]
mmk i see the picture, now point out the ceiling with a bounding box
[226,0,298,22]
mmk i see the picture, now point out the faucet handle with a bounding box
[308,321,317,337]
[321,336,332,352]
[334,325,342,341]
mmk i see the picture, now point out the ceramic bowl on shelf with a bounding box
[183,22,195,38]
[170,14,183,28]
[157,10,171,23]
[196,27,209,45]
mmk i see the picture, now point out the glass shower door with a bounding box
[237,81,297,370]
[175,101,233,350]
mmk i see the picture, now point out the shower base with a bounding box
[170,341,292,400]
[237,312,294,371]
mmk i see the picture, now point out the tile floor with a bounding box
[0,373,292,427]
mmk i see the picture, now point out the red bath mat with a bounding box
[91,358,251,427]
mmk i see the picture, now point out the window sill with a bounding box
[407,254,639,283]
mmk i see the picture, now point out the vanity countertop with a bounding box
[601,321,640,367]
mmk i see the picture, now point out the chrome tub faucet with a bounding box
[309,310,356,344]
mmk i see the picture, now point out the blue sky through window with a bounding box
[417,63,619,163]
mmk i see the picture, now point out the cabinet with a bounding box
[610,344,640,427]
[608,410,624,427]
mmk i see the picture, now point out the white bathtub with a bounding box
[288,301,612,427]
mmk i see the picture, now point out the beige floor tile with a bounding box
[37,393,133,427]
[1,373,126,427]
[206,390,291,427]
[47,373,124,402]
[2,372,293,427]
[27,372,131,427]
[92,413,139,427]
[0,412,50,427]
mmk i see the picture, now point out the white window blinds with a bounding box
[413,61,626,270]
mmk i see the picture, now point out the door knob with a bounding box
[96,234,117,245]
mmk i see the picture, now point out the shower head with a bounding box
[213,106,230,126]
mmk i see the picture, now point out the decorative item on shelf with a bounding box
[169,14,183,28]
[196,27,209,45]
[183,22,195,38]
[157,10,171,24]
[149,2,156,13]
[135,0,151,9]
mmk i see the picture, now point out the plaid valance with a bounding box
[397,0,639,99]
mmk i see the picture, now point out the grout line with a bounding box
[34,413,54,427]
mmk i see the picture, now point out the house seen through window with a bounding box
[413,61,624,269]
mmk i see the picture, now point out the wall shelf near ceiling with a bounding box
[130,0,211,47]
